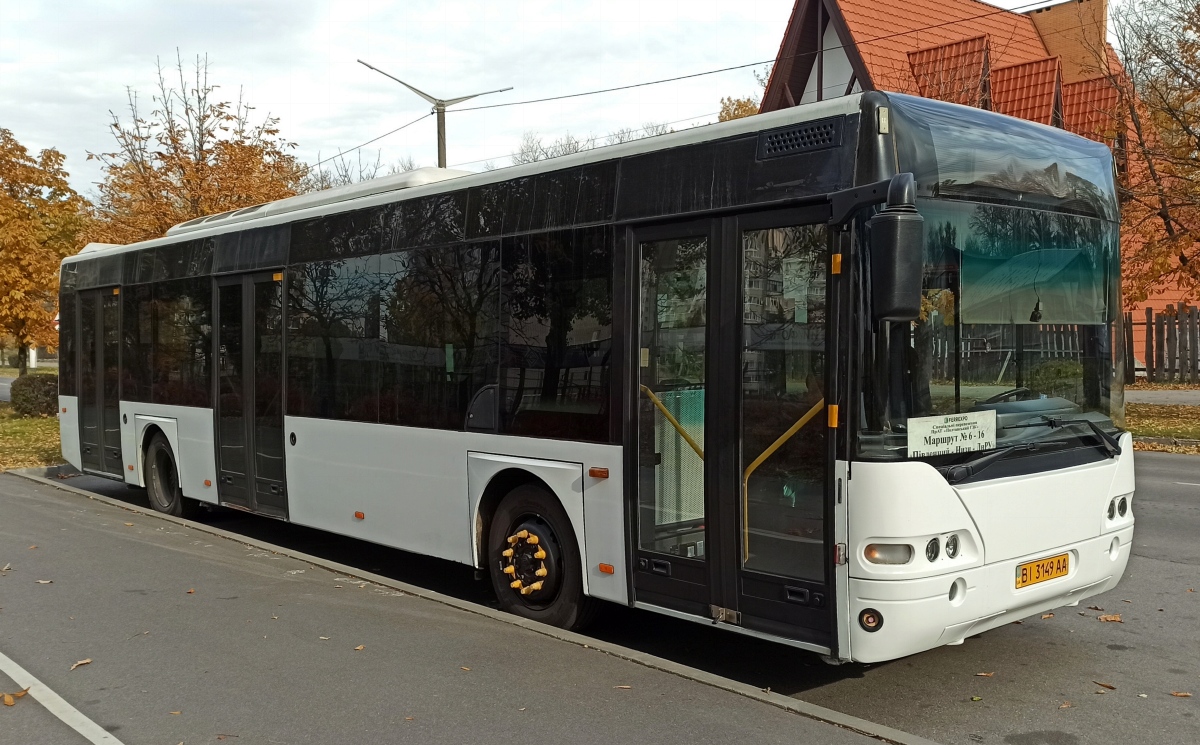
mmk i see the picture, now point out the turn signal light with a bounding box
[203,479,212,487]
[589,467,609,479]
[598,563,615,575]
[864,544,914,565]
[354,511,365,520]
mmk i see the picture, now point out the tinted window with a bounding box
[76,259,99,289]
[505,176,535,235]
[287,256,382,422]
[616,143,716,221]
[531,167,581,231]
[59,291,77,396]
[214,226,289,273]
[388,191,467,250]
[575,160,617,224]
[500,227,613,442]
[466,184,508,240]
[121,284,153,402]
[152,277,212,406]
[290,208,385,264]
[378,243,500,428]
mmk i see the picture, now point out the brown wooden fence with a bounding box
[1128,304,1200,383]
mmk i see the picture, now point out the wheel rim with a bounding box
[499,514,564,609]
[150,448,177,508]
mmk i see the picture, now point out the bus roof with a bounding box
[67,94,865,263]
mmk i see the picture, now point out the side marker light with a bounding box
[127,465,134,471]
[589,467,609,478]
[204,479,212,487]
[354,511,365,520]
[598,563,615,575]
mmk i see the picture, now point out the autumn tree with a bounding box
[718,65,771,121]
[0,129,88,375]
[88,53,308,245]
[1086,0,1200,305]
[510,123,670,165]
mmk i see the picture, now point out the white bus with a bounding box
[57,92,1134,663]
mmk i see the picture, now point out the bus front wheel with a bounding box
[488,484,596,631]
[145,433,199,520]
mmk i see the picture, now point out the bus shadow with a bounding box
[60,470,867,696]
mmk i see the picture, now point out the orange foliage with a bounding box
[87,53,308,246]
[0,128,88,366]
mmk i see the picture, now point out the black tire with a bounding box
[487,484,597,631]
[145,433,199,519]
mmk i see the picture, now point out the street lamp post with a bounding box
[357,59,512,168]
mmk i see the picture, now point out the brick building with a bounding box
[760,0,1182,364]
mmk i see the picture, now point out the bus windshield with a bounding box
[857,95,1122,463]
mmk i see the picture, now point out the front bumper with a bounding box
[847,525,1134,663]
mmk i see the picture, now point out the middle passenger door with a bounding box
[629,207,835,650]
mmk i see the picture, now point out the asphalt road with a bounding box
[0,474,879,745]
[5,452,1198,744]
[1125,389,1200,405]
[0,377,10,403]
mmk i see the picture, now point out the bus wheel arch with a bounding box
[481,473,596,630]
[144,430,199,520]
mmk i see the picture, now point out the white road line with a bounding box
[0,649,126,744]
[1173,482,1200,486]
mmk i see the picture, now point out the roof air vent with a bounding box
[757,116,844,159]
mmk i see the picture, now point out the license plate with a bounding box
[1015,553,1070,589]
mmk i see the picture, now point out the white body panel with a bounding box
[58,395,81,470]
[284,417,627,603]
[117,402,219,503]
[844,434,1135,662]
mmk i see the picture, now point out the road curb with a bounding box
[7,466,940,745]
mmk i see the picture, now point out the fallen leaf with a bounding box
[1041,613,1054,619]
[354,645,365,651]
[28,545,36,550]
[124,523,134,527]
[1,563,10,571]
[970,696,983,702]
[69,658,92,671]
[1188,589,1195,593]
[1122,599,1132,603]
[1094,690,1107,695]
[271,615,278,620]
[319,636,330,640]
[1138,694,1148,698]
[2,687,30,706]
[975,672,995,677]
[613,685,632,689]
[1011,620,1023,625]
[1098,614,1123,623]
[169,711,181,715]
[460,666,470,671]
[1078,612,1086,616]
[1059,702,1072,709]
[36,580,52,584]
[518,707,526,711]
[404,716,414,721]
[216,736,239,741]
[1171,692,1193,697]
[1087,605,1103,611]
[186,588,195,594]
[1094,681,1116,690]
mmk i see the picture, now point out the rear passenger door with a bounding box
[78,287,124,476]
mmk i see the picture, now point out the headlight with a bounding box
[925,537,940,562]
[945,533,960,559]
[1118,497,1128,517]
[864,544,914,565]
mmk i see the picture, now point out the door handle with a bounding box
[650,559,671,577]
[784,586,810,605]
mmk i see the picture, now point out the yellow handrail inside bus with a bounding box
[741,398,825,563]
[640,384,704,461]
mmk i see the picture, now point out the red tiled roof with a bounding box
[1062,76,1122,145]
[992,57,1061,125]
[907,36,991,107]
[837,0,1050,93]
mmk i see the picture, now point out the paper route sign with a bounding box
[907,410,997,457]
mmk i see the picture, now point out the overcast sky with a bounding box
[1,0,1046,198]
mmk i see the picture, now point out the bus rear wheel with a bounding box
[145,433,199,520]
[488,484,596,631]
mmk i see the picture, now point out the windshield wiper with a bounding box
[1003,417,1122,458]
[936,441,1065,485]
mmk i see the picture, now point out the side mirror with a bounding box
[868,173,924,322]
